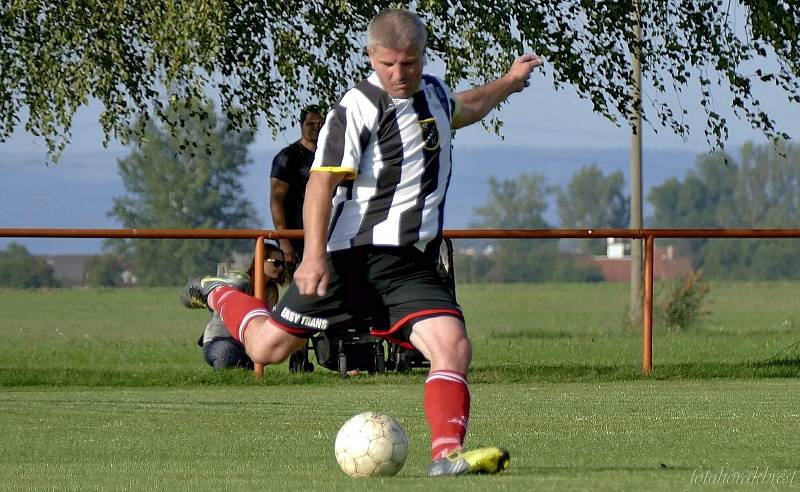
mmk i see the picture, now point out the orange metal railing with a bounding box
[4,227,800,377]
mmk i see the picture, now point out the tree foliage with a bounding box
[0,243,59,288]
[107,98,258,286]
[85,254,125,287]
[2,1,798,161]
[472,174,553,230]
[557,164,629,254]
[648,140,800,279]
[462,173,602,282]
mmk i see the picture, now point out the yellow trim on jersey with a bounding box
[311,167,357,179]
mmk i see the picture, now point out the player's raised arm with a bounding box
[452,53,544,130]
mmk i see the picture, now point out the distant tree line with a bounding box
[0,243,128,289]
[456,162,630,283]
[4,124,796,287]
[0,243,59,288]
[649,141,800,280]
[455,173,609,283]
[459,141,799,282]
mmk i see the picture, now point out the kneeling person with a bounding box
[192,242,289,371]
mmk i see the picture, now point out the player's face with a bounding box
[368,45,423,99]
[301,113,323,143]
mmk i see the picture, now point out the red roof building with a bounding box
[588,241,693,282]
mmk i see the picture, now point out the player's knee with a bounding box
[246,341,290,365]
[448,336,472,368]
[455,336,472,361]
[410,316,472,369]
[246,330,306,365]
[424,331,472,372]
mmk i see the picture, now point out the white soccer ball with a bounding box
[334,412,408,478]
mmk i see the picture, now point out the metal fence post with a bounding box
[642,234,654,376]
[253,237,266,379]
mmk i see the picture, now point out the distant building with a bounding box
[41,254,137,287]
[120,269,138,286]
[42,255,90,287]
[589,238,693,282]
[605,237,628,259]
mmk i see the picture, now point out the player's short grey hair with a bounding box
[367,9,427,55]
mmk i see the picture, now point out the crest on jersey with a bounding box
[418,117,440,151]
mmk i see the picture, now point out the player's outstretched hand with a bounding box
[294,255,329,297]
[507,53,544,92]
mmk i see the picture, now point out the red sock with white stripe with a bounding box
[207,286,271,342]
[423,370,471,460]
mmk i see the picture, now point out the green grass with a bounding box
[1,282,800,490]
[2,382,798,491]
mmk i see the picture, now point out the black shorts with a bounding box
[271,245,462,349]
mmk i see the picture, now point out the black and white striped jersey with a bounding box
[312,72,458,255]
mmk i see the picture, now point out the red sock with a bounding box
[424,370,470,460]
[208,286,270,342]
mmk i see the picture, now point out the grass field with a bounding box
[2,282,800,490]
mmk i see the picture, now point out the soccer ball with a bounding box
[334,412,408,478]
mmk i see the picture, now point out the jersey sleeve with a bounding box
[423,74,459,125]
[270,148,292,181]
[311,90,370,179]
[439,77,459,124]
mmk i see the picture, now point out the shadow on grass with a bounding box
[492,329,580,340]
[525,464,697,473]
[473,358,800,383]
[3,358,800,387]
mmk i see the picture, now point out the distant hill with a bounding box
[0,145,700,254]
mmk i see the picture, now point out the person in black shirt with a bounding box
[270,105,324,271]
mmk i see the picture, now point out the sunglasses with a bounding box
[265,258,286,268]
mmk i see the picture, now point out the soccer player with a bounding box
[270,105,324,270]
[183,8,542,476]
